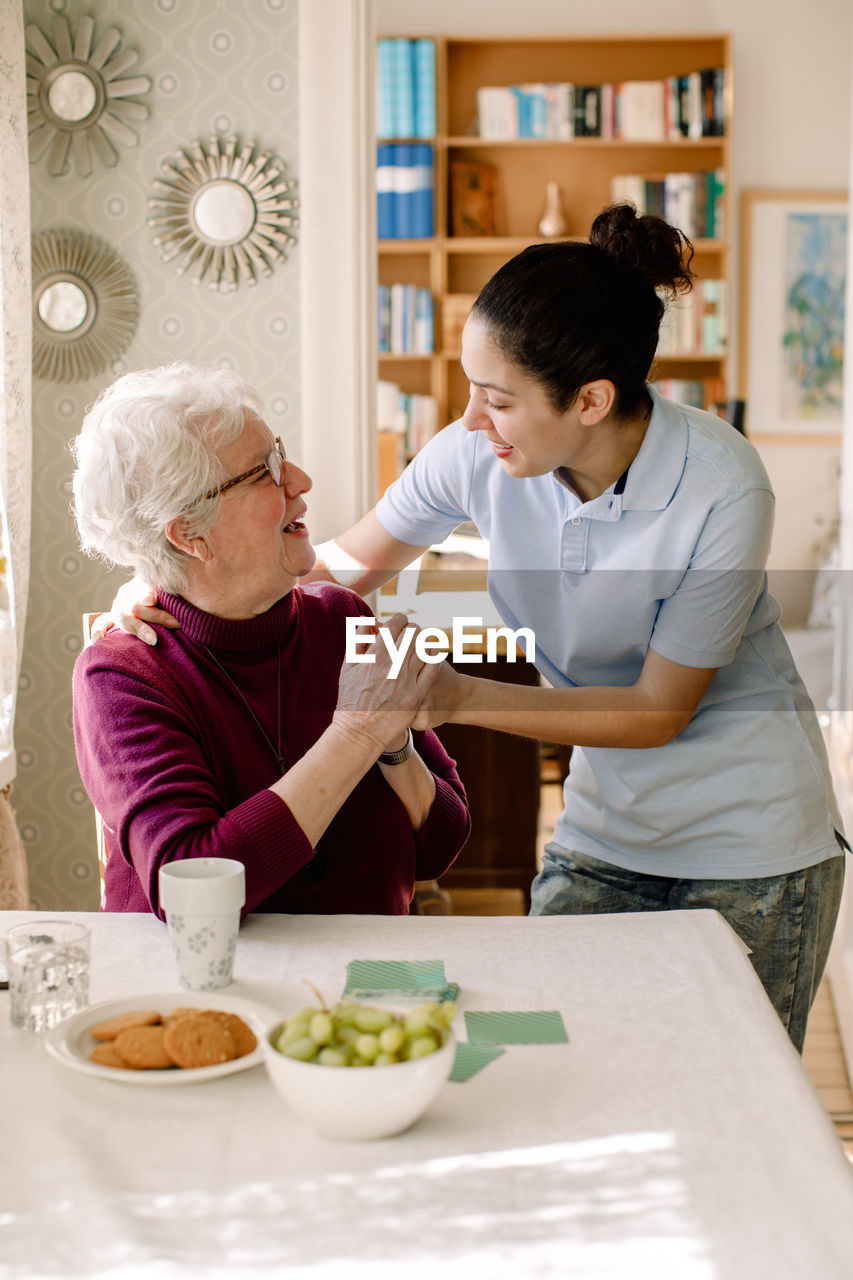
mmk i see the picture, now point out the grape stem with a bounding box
[303,978,328,1010]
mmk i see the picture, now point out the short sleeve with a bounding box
[375,421,474,546]
[650,487,775,668]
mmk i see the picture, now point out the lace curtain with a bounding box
[0,4,32,908]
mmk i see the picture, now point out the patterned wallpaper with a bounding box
[18,0,300,909]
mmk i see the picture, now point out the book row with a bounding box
[610,168,726,241]
[654,378,727,412]
[378,284,435,355]
[658,279,727,357]
[376,38,436,139]
[378,380,440,458]
[377,144,434,239]
[475,68,725,141]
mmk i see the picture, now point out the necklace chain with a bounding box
[202,641,286,775]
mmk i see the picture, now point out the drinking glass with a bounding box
[6,920,91,1031]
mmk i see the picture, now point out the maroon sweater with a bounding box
[73,583,469,917]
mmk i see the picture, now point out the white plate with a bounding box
[45,991,280,1086]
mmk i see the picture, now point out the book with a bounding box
[377,283,391,352]
[573,86,601,137]
[376,143,396,238]
[619,80,666,141]
[441,293,478,351]
[411,143,434,238]
[476,86,517,139]
[414,287,434,353]
[375,40,395,139]
[393,143,414,239]
[413,39,436,138]
[392,38,415,137]
[450,159,500,237]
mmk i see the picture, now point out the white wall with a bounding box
[377,0,853,623]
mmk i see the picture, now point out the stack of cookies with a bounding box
[88,1007,257,1071]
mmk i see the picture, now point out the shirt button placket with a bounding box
[561,516,589,572]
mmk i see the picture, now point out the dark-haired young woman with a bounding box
[110,205,846,1049]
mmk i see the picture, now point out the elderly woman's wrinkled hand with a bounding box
[334,613,439,752]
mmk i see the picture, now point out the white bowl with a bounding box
[260,1021,455,1141]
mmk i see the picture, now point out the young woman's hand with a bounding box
[90,576,180,645]
[411,657,470,731]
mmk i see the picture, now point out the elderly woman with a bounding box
[71,363,469,917]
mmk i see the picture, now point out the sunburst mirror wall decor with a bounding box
[147,135,300,292]
[26,15,151,178]
[32,230,140,383]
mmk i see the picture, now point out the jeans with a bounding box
[531,843,846,1053]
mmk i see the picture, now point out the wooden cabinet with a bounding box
[434,657,542,909]
[377,32,733,462]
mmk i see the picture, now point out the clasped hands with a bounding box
[334,613,465,754]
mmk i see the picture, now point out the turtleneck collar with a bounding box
[158,589,297,654]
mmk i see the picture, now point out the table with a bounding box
[3,909,853,1279]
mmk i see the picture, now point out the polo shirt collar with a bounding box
[550,382,688,516]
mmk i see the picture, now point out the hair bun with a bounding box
[590,202,693,297]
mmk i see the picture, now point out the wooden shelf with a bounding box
[446,135,726,149]
[377,30,732,434]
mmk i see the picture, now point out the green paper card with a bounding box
[450,1042,505,1082]
[343,959,459,1003]
[464,1010,568,1045]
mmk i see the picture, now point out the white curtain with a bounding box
[0,1,32,908]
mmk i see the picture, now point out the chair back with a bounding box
[81,613,108,905]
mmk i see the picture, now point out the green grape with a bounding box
[317,1046,350,1067]
[275,994,452,1067]
[403,1004,438,1035]
[279,1017,311,1046]
[280,1034,319,1062]
[378,1023,406,1054]
[405,1033,440,1060]
[436,1001,457,1027]
[309,1012,334,1046]
[332,1001,361,1027]
[354,1032,381,1062]
[352,1006,394,1033]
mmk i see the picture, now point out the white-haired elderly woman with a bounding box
[71,363,469,917]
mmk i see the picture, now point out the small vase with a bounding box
[538,182,568,238]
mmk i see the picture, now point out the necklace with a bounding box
[202,640,286,775]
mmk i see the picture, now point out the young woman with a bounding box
[107,205,845,1049]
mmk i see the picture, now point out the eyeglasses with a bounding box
[185,438,286,510]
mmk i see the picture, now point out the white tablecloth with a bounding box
[2,909,853,1280]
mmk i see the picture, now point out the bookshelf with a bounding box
[376,32,733,491]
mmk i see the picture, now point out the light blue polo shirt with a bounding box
[376,384,844,878]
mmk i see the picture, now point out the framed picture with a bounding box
[739,189,848,440]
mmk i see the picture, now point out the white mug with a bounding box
[158,859,246,991]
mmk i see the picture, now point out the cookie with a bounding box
[90,1010,162,1042]
[113,1024,174,1070]
[165,1007,200,1023]
[200,1011,257,1058]
[163,1013,237,1068]
[89,1042,133,1069]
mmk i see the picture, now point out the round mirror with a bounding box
[148,135,299,292]
[191,181,257,246]
[37,280,90,332]
[47,68,98,123]
[32,231,139,382]
[26,16,151,177]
